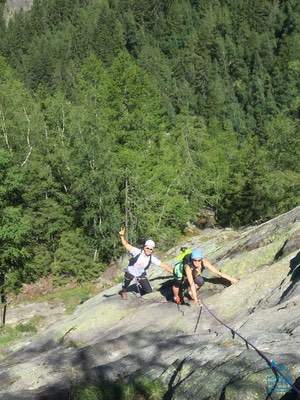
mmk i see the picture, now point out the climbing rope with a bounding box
[176,302,185,316]
[193,304,202,333]
[199,299,300,398]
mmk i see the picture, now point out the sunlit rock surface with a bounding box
[3,0,33,22]
[0,207,299,400]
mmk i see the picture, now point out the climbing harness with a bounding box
[199,299,300,398]
[133,276,145,302]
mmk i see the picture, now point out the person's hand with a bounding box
[192,299,201,306]
[164,263,173,274]
[119,227,125,237]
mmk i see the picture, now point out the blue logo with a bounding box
[266,360,293,393]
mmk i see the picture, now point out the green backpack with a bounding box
[173,247,192,280]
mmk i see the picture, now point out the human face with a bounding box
[192,258,202,268]
[144,246,154,255]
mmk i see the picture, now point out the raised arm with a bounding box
[185,265,199,304]
[203,259,239,284]
[119,227,134,253]
[160,262,173,274]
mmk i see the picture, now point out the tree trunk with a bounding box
[0,273,7,326]
[1,302,7,327]
[125,177,129,236]
[93,248,99,262]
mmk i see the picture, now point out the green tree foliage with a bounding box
[69,55,121,260]
[0,0,299,289]
[93,4,125,65]
[52,229,102,281]
[0,150,31,323]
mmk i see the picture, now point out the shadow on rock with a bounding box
[279,252,300,303]
[162,356,195,400]
[204,276,231,287]
[279,376,300,399]
[289,252,300,280]
[158,279,174,302]
[103,283,148,298]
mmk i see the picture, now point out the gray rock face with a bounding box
[3,0,33,23]
[4,0,33,13]
[0,207,299,400]
[3,301,66,327]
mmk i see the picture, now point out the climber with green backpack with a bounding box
[172,247,239,305]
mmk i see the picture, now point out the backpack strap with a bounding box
[128,252,141,266]
[128,251,152,271]
[145,254,152,271]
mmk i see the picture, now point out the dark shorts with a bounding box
[122,271,152,295]
[194,275,204,287]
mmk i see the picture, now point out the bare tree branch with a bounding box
[21,107,33,167]
[125,175,129,235]
[60,107,65,144]
[0,108,11,152]
[44,125,48,140]
[21,146,33,167]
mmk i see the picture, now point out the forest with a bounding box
[0,0,299,294]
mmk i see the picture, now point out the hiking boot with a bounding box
[118,290,128,300]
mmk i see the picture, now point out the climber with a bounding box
[172,248,239,305]
[118,227,173,300]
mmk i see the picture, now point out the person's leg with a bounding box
[138,275,152,295]
[119,271,134,299]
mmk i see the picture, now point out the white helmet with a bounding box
[144,239,155,249]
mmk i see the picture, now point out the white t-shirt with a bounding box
[127,246,161,277]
